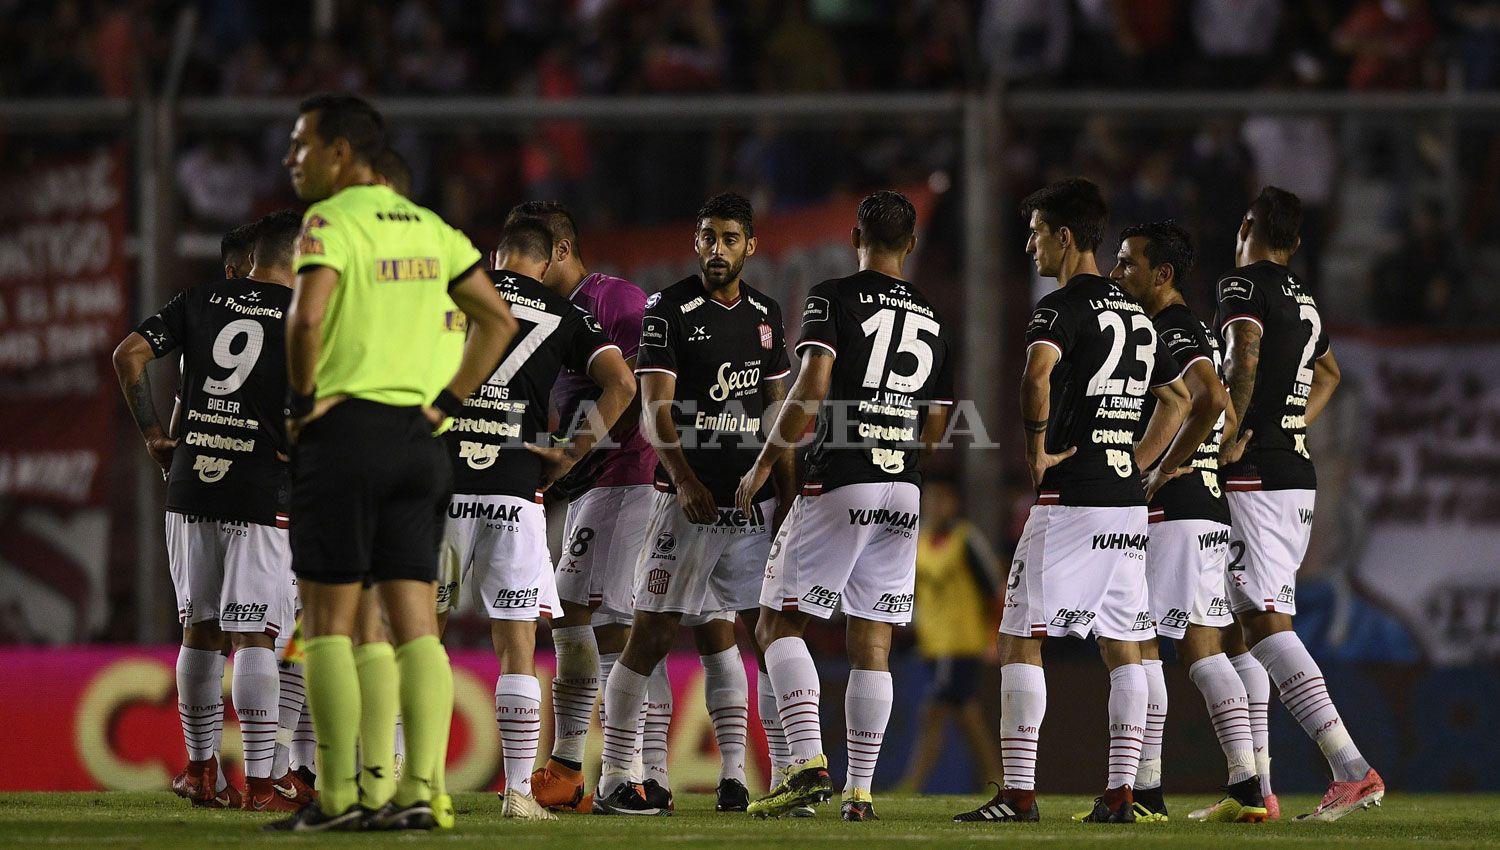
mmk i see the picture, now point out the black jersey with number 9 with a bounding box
[796,270,954,493]
[1024,274,1180,507]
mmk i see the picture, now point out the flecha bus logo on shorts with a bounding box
[801,585,841,610]
[492,588,539,608]
[221,602,267,623]
[872,592,913,614]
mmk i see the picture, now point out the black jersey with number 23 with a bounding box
[1024,274,1179,507]
[134,278,292,526]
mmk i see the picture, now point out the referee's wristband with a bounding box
[432,388,465,420]
[287,386,316,420]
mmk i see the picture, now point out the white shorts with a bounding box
[1145,519,1234,640]
[759,482,920,625]
[1226,489,1314,615]
[634,491,774,616]
[165,511,294,636]
[999,504,1154,642]
[555,484,653,622]
[438,494,560,621]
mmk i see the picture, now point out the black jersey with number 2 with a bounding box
[634,275,790,505]
[445,270,615,498]
[134,278,292,526]
[1144,303,1231,524]
[1024,274,1179,507]
[796,270,954,493]
[1215,260,1329,491]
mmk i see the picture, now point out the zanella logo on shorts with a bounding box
[221,602,268,623]
[1198,529,1230,549]
[872,592,913,614]
[459,441,501,470]
[653,531,676,556]
[709,363,761,402]
[647,567,671,595]
[1091,533,1147,551]
[801,585,841,610]
[194,455,232,483]
[448,501,522,522]
[847,509,919,531]
[492,588,539,608]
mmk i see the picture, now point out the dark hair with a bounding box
[506,201,579,247]
[1247,186,1301,250]
[220,221,260,267]
[857,190,917,250]
[373,146,412,197]
[1019,177,1109,252]
[252,210,303,269]
[1119,219,1194,285]
[298,93,386,164]
[497,217,554,265]
[696,192,754,236]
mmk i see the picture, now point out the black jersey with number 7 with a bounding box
[1024,274,1181,507]
[796,270,954,493]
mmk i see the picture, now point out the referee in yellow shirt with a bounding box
[898,478,1005,793]
[270,93,517,832]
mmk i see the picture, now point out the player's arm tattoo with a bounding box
[1023,418,1048,433]
[112,332,164,439]
[1222,321,1262,440]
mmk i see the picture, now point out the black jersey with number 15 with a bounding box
[444,270,616,499]
[1215,260,1329,491]
[796,270,954,493]
[134,279,292,527]
[1024,274,1180,507]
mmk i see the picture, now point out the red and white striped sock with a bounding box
[176,646,224,763]
[1251,631,1370,783]
[1136,659,1166,790]
[232,646,280,779]
[1189,653,1256,783]
[496,674,542,796]
[1106,664,1147,790]
[549,625,599,765]
[274,661,305,777]
[843,669,892,795]
[1230,651,1274,796]
[643,661,672,788]
[765,637,823,765]
[757,670,790,787]
[999,663,1045,790]
[599,661,648,797]
[702,647,748,784]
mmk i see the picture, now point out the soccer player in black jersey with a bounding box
[595,193,794,815]
[1110,220,1266,823]
[114,211,311,812]
[1214,187,1381,821]
[435,217,633,821]
[954,178,1190,826]
[736,191,954,821]
[222,221,259,279]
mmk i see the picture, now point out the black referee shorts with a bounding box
[290,399,452,585]
[929,655,982,706]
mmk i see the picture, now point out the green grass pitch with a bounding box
[1,792,1495,848]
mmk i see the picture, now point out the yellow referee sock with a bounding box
[354,641,398,808]
[304,635,361,816]
[393,635,454,807]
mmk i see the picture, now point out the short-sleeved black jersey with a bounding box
[134,278,292,526]
[1024,274,1179,507]
[1143,303,1231,524]
[795,270,954,493]
[634,276,790,505]
[445,270,615,498]
[1214,260,1329,491]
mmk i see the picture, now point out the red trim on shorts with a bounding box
[654,480,673,493]
[265,623,281,638]
[534,490,545,504]
[275,513,290,529]
[1036,491,1060,505]
[539,605,553,620]
[1148,508,1166,524]
[1030,626,1047,637]
[1226,478,1263,492]
[801,482,824,496]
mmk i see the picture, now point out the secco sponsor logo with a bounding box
[709,363,761,402]
[193,455,232,483]
[459,441,501,470]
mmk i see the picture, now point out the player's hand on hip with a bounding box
[1144,465,1186,500]
[1027,446,1075,489]
[1219,428,1253,467]
[735,464,770,517]
[525,442,577,490]
[420,405,445,430]
[677,475,718,524]
[145,436,177,475]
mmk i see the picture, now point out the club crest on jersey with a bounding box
[1219,276,1254,301]
[1027,307,1058,334]
[803,296,830,323]
[459,440,501,470]
[646,567,671,595]
[194,455,232,483]
[758,322,773,350]
[641,315,669,347]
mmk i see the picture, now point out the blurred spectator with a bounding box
[1369,202,1467,324]
[1241,96,1337,288]
[1333,0,1438,90]
[1191,0,1280,88]
[395,19,471,93]
[761,0,843,92]
[979,0,1071,85]
[220,40,285,96]
[176,138,256,227]
[898,0,977,91]
[898,478,1004,794]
